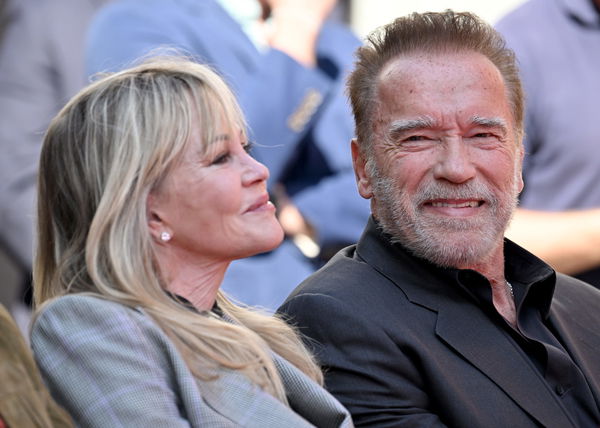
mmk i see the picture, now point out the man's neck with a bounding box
[457,243,517,326]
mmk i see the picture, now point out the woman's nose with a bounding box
[242,151,269,185]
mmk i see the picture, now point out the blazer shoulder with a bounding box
[551,273,600,329]
[280,244,413,328]
[553,273,600,306]
[36,293,142,318]
[288,245,380,297]
[32,294,152,344]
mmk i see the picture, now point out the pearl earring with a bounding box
[160,231,171,242]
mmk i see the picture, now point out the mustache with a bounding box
[414,181,498,206]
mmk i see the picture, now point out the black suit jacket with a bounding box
[279,218,600,427]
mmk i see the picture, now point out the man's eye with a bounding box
[472,132,494,138]
[404,135,428,142]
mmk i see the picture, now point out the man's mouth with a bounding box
[428,200,483,208]
[422,199,485,217]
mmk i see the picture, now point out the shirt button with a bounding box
[555,385,566,396]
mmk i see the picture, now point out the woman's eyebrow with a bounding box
[213,133,230,142]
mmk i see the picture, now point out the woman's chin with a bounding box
[240,224,285,259]
[260,225,285,253]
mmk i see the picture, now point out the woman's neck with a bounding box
[158,250,229,311]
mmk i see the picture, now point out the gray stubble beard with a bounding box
[369,162,520,269]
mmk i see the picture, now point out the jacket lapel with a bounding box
[356,218,575,428]
[548,280,600,407]
[435,304,573,428]
[196,367,314,427]
[272,353,353,427]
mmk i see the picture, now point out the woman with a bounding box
[30,58,352,427]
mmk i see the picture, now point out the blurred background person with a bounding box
[30,58,352,426]
[0,303,72,428]
[0,0,112,328]
[0,0,9,42]
[496,0,600,288]
[85,0,370,310]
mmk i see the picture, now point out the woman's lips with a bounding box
[245,194,274,213]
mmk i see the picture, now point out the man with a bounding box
[85,0,369,309]
[278,11,600,427]
[496,0,600,288]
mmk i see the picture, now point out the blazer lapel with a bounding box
[435,304,574,428]
[272,353,353,427]
[356,219,575,428]
[196,368,314,427]
[548,283,600,408]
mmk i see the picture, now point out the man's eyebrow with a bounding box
[471,116,508,133]
[387,116,435,139]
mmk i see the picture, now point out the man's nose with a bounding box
[432,138,476,184]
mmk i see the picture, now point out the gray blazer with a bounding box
[30,295,353,427]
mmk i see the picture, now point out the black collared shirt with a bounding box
[445,239,600,427]
[167,292,223,318]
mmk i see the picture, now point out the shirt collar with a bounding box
[372,219,557,320]
[166,292,223,317]
[451,239,556,319]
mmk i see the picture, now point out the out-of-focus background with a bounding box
[349,0,526,37]
[0,0,527,327]
[5,0,600,335]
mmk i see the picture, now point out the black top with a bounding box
[279,216,600,427]
[441,239,600,427]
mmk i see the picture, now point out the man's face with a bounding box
[352,51,524,269]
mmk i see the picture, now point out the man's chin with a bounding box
[403,229,500,269]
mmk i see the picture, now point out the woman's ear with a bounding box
[147,193,172,243]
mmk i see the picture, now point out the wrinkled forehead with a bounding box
[374,51,517,133]
[377,50,505,93]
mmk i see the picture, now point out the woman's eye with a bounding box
[243,141,254,154]
[211,152,230,165]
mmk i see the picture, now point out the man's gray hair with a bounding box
[347,10,524,158]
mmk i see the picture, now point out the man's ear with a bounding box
[516,144,525,193]
[351,139,373,200]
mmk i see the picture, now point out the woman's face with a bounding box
[148,124,284,264]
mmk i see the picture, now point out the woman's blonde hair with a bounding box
[34,57,322,402]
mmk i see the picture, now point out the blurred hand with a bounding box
[272,185,311,236]
[266,0,337,23]
[262,0,338,66]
